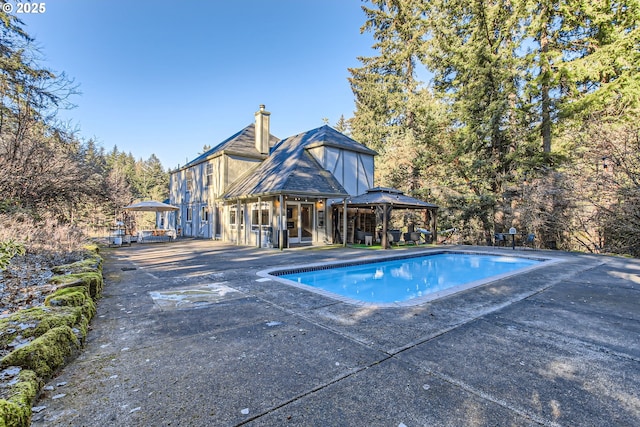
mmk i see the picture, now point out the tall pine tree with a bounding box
[349,0,439,194]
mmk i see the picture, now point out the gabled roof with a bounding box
[224,125,370,199]
[275,124,378,156]
[182,123,279,169]
[344,187,439,210]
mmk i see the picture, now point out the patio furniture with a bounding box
[137,229,176,243]
[108,224,131,247]
[403,232,421,245]
[439,228,457,244]
[417,228,432,244]
[525,233,535,249]
[355,229,373,245]
[388,230,402,246]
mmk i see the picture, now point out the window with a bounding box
[205,163,213,187]
[230,208,243,227]
[251,207,269,226]
[186,206,192,222]
[186,170,193,191]
[201,206,209,222]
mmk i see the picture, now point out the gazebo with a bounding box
[335,187,439,249]
[122,200,180,212]
[122,200,180,242]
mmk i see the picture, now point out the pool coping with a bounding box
[256,248,566,308]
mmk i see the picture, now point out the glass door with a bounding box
[287,204,299,243]
[301,203,313,242]
[286,203,314,244]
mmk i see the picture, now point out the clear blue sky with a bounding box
[16,1,374,170]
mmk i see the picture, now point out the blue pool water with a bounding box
[278,253,542,305]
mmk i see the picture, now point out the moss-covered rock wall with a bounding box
[0,246,103,427]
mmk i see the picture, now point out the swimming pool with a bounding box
[261,251,554,307]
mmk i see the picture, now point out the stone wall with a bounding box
[0,245,103,427]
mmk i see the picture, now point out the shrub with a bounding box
[0,241,25,271]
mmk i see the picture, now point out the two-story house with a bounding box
[169,105,377,247]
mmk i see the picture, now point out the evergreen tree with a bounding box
[349,0,429,148]
[349,0,438,194]
[560,0,640,117]
[334,114,351,135]
[424,0,529,241]
[521,0,640,152]
[198,144,212,154]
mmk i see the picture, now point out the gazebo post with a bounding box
[382,203,389,249]
[343,198,348,247]
[430,209,438,244]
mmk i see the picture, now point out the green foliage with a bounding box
[349,0,429,151]
[353,0,640,252]
[0,241,25,271]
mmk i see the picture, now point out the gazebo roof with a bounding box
[343,187,438,210]
[122,200,179,212]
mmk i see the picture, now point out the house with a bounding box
[169,105,377,247]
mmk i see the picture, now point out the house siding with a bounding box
[227,155,260,188]
[170,122,375,246]
[309,146,374,197]
[170,154,252,239]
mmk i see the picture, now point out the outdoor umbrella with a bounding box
[122,200,179,212]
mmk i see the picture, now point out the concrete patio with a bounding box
[32,240,640,426]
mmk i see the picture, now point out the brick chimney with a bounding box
[254,104,270,155]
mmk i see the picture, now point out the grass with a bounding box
[348,243,384,249]
[348,242,437,250]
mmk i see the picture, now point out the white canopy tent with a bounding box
[122,201,179,212]
[122,200,180,242]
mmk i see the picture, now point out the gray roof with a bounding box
[344,187,439,210]
[123,200,180,211]
[298,125,377,156]
[224,125,370,199]
[182,124,279,169]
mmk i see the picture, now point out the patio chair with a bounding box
[355,229,369,244]
[494,233,506,247]
[387,230,402,246]
[525,233,535,249]
[403,232,421,245]
[417,228,432,244]
[439,228,457,244]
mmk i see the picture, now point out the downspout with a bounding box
[279,194,284,251]
[257,196,262,248]
[212,203,217,240]
[236,199,241,246]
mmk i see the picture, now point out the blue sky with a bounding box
[16,1,375,170]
